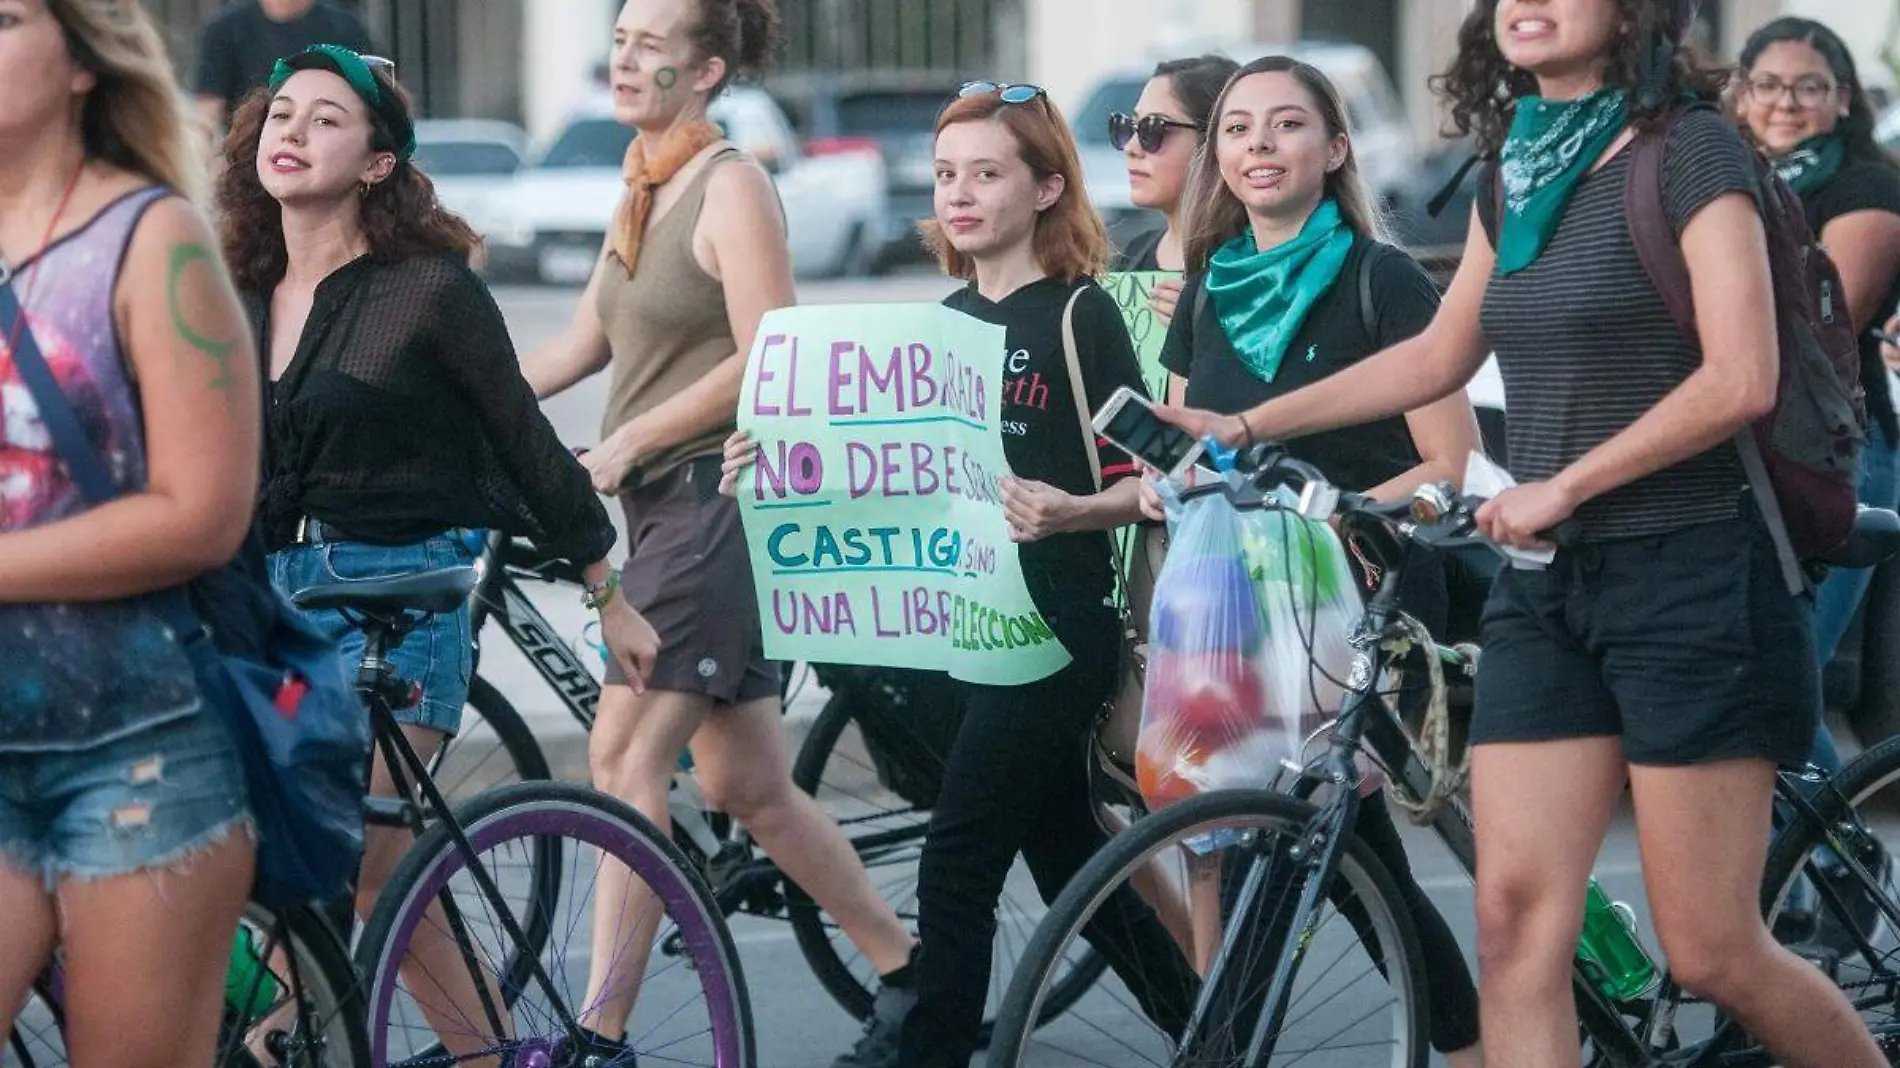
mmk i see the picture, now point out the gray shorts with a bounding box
[602,455,780,704]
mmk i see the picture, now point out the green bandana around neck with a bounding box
[1203,197,1355,384]
[1773,133,1845,194]
[1496,89,1629,274]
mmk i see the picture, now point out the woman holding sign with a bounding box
[1140,55,1486,1067]
[520,0,916,1059]
[727,80,1206,1068]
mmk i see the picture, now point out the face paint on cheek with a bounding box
[655,66,677,106]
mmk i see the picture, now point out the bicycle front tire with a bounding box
[989,788,1430,1068]
[356,781,754,1068]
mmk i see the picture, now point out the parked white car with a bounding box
[412,119,530,240]
[1074,40,1418,238]
[486,88,890,284]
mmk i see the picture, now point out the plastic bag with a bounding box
[1135,484,1378,814]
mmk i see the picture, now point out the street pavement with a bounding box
[481,273,1660,1068]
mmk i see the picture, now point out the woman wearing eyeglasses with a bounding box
[218,45,658,1063]
[1737,19,1900,708]
[1111,55,1238,325]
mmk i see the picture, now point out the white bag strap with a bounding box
[1057,285,1102,491]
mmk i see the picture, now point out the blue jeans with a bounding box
[1806,431,1899,777]
[269,533,475,735]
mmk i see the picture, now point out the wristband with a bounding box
[583,569,621,611]
[1236,412,1257,446]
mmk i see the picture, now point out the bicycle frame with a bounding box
[467,532,599,731]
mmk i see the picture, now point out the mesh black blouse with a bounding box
[246,253,615,565]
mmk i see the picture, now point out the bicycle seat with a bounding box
[1818,508,1900,570]
[292,566,480,615]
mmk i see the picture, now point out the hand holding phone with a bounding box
[1093,386,1207,480]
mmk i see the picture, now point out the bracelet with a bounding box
[1235,412,1258,446]
[583,570,621,611]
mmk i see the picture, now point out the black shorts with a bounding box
[601,455,780,704]
[1469,511,1817,767]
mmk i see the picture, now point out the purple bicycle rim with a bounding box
[366,799,745,1068]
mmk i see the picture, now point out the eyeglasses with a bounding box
[1108,111,1199,153]
[957,81,1047,106]
[1744,74,1839,109]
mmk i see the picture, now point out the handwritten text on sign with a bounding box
[1102,270,1181,401]
[736,304,1071,685]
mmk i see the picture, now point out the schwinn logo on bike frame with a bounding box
[498,583,601,717]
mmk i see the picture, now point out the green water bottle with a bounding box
[1577,878,1658,1002]
[225,929,281,1018]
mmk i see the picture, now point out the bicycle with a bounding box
[453,531,1108,1042]
[989,446,1900,1068]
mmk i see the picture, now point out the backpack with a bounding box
[1479,102,1866,592]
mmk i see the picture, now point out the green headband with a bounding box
[268,44,416,159]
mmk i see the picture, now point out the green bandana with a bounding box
[1204,197,1355,384]
[1496,89,1629,274]
[1773,134,1845,195]
[269,44,416,159]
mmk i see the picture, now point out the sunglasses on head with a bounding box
[956,81,1047,106]
[1108,111,1199,153]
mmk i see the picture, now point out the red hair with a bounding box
[920,92,1109,283]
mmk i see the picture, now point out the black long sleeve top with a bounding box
[248,253,615,565]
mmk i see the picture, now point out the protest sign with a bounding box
[1102,270,1181,400]
[735,304,1071,685]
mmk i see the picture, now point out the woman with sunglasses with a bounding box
[1111,54,1238,327]
[1137,54,1486,1068]
[854,79,1198,1068]
[218,44,659,1062]
[1161,0,1885,1062]
[0,2,259,1063]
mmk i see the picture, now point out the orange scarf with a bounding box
[611,118,725,274]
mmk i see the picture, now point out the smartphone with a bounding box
[1092,386,1206,479]
[1871,327,1900,348]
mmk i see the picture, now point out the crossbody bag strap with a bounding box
[0,280,116,503]
[0,279,206,636]
[1057,284,1102,491]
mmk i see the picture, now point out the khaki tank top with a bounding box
[598,146,746,485]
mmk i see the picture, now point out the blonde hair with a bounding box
[1181,57,1385,272]
[47,0,206,203]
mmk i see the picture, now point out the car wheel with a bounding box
[1848,558,1900,746]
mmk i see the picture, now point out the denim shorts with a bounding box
[0,711,251,890]
[269,533,474,735]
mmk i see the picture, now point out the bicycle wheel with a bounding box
[357,781,753,1068]
[5,902,368,1068]
[786,687,1108,1043]
[1754,735,1900,1054]
[989,788,1429,1068]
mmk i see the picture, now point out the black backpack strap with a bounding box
[1358,241,1385,345]
[1475,162,1502,250]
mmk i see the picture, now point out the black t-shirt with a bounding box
[942,277,1144,610]
[1111,224,1166,272]
[1479,107,1756,540]
[1159,236,1437,493]
[247,254,615,566]
[195,1,374,119]
[1806,158,1900,446]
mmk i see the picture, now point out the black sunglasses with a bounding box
[957,81,1048,106]
[1109,111,1199,152]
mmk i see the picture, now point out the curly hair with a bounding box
[1432,0,1729,156]
[215,70,479,295]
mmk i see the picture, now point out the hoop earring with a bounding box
[359,181,371,198]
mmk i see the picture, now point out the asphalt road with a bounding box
[468,274,1660,1068]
